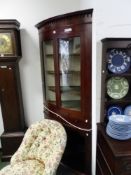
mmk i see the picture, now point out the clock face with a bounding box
[0,33,13,55]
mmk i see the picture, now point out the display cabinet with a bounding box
[97,38,131,175]
[0,20,26,161]
[100,38,131,123]
[36,9,93,174]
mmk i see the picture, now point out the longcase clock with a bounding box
[0,20,26,161]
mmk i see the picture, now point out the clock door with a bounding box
[0,65,23,132]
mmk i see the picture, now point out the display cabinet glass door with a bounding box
[59,37,81,111]
[43,40,56,104]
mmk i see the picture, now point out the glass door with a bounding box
[43,40,56,104]
[59,37,81,111]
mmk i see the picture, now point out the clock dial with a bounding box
[0,33,13,55]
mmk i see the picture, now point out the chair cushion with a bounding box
[6,119,67,175]
[11,120,67,169]
[0,160,45,175]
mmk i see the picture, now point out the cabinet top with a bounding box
[35,9,93,29]
[0,19,20,29]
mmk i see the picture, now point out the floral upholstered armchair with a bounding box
[0,119,67,175]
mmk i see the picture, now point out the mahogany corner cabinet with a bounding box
[36,9,93,175]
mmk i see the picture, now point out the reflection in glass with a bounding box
[59,37,81,110]
[43,40,56,104]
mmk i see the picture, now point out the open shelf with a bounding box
[101,38,131,122]
[46,70,80,74]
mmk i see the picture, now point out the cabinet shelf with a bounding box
[45,53,80,57]
[69,53,80,56]
[46,70,80,74]
[61,100,80,110]
[46,71,55,74]
[48,86,80,93]
[105,98,131,104]
[106,73,131,77]
[61,86,80,93]
[45,54,54,57]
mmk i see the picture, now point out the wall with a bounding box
[0,0,82,148]
[0,0,84,127]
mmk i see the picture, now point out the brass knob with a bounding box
[85,119,88,123]
[86,133,88,136]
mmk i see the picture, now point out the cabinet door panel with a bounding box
[0,66,21,131]
[59,37,81,111]
[43,40,56,104]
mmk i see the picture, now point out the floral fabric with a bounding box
[0,119,67,175]
[0,160,44,175]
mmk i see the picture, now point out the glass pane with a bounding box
[43,40,56,104]
[59,37,81,111]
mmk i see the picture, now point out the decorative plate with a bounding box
[109,115,131,124]
[124,105,131,117]
[107,77,129,99]
[107,105,122,118]
[108,49,130,74]
[106,124,131,140]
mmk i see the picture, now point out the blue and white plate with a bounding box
[109,122,131,131]
[108,49,130,74]
[106,125,131,140]
[109,115,131,124]
[124,105,131,117]
[107,105,122,119]
[108,124,131,134]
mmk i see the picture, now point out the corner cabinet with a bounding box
[36,9,93,175]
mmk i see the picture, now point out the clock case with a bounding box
[0,19,22,61]
[0,20,26,161]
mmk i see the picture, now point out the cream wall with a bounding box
[0,0,84,128]
[0,0,82,149]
